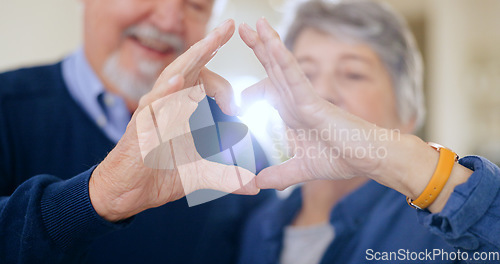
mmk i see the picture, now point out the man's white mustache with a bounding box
[124,24,185,54]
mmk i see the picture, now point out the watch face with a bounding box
[406,197,422,210]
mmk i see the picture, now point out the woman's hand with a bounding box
[239,18,390,190]
[239,19,473,213]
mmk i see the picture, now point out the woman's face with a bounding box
[293,28,405,130]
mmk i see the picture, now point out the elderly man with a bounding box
[0,0,271,263]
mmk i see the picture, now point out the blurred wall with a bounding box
[425,0,500,164]
[1,0,499,163]
[0,0,82,71]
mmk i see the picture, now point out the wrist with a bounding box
[370,133,473,213]
[88,141,144,222]
[370,133,437,200]
[89,163,128,222]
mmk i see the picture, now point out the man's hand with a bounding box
[89,20,258,222]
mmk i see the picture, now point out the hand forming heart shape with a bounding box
[89,17,389,222]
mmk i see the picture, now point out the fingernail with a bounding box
[211,45,222,57]
[168,74,180,85]
[205,19,232,42]
[218,19,231,28]
[262,17,270,27]
[241,22,252,31]
[257,17,268,29]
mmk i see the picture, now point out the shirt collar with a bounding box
[63,47,104,104]
[62,47,130,143]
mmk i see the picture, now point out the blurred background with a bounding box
[1,0,499,165]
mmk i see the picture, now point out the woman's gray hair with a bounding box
[284,0,425,129]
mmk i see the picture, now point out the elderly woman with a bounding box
[237,1,499,263]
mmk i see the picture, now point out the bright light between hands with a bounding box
[231,76,280,139]
[231,76,284,165]
[238,100,297,196]
[238,100,280,140]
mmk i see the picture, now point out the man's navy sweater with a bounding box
[0,63,272,263]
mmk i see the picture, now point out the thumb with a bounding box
[175,160,259,195]
[200,67,239,116]
[256,158,312,191]
[198,160,259,195]
[240,78,280,112]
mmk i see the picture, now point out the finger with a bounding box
[241,20,292,104]
[255,158,312,190]
[240,78,278,111]
[232,173,260,196]
[256,18,316,102]
[200,161,260,195]
[239,23,274,74]
[182,19,235,72]
[149,83,203,142]
[255,17,282,46]
[155,19,236,89]
[187,83,206,103]
[199,67,240,116]
[240,22,289,93]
